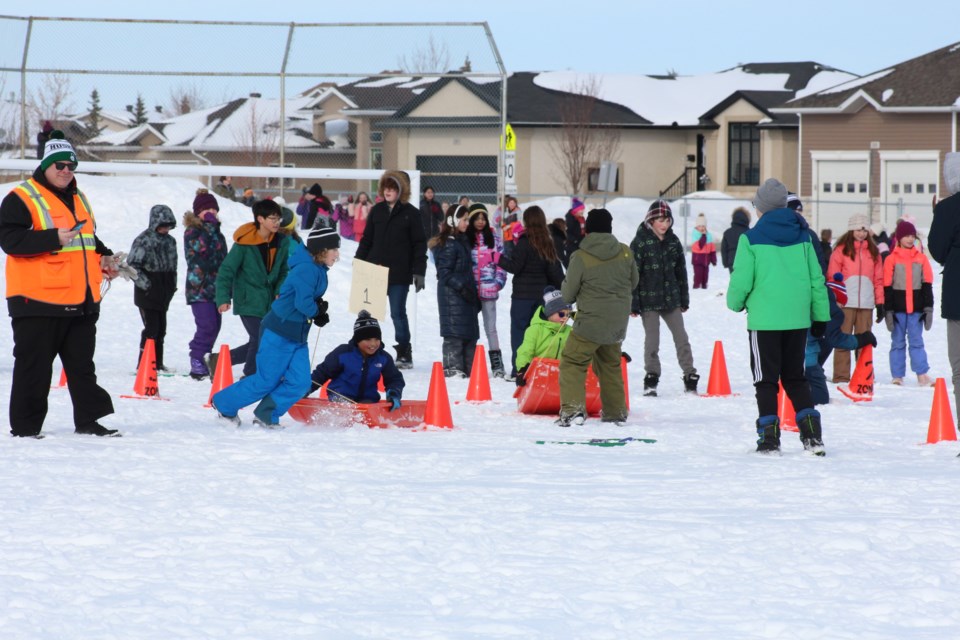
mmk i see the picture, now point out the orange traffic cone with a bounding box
[319,380,329,399]
[466,344,491,402]
[703,340,732,397]
[424,361,455,429]
[925,377,957,444]
[621,355,630,411]
[205,344,234,407]
[838,344,874,402]
[124,338,161,399]
[778,381,798,432]
[378,376,385,393]
[52,367,67,389]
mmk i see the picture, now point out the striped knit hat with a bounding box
[40,131,78,172]
[826,272,847,307]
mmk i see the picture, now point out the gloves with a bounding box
[923,308,934,331]
[515,365,529,388]
[313,297,330,327]
[875,304,885,324]
[885,311,894,332]
[810,321,826,338]
[855,331,878,349]
[386,389,401,412]
[413,274,425,292]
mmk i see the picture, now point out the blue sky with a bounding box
[11,0,957,76]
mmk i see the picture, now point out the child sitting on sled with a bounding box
[514,286,574,387]
[308,310,406,408]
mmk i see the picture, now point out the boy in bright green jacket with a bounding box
[514,286,572,387]
[727,178,830,456]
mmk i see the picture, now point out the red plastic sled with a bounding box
[514,357,629,416]
[287,398,427,429]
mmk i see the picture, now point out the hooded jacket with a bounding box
[128,204,178,311]
[928,152,960,320]
[260,242,328,344]
[827,241,884,309]
[562,232,638,345]
[631,222,689,313]
[355,170,427,286]
[215,222,290,317]
[727,207,829,330]
[516,305,572,370]
[720,208,750,270]
[183,210,228,303]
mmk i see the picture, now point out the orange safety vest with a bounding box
[5,179,102,305]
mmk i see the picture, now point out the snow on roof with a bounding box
[89,124,164,146]
[534,66,857,126]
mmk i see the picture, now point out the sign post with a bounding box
[503,123,517,196]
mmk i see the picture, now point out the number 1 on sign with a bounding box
[363,288,369,304]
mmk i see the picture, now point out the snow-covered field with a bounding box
[1,175,959,639]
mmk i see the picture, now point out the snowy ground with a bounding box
[1,176,959,639]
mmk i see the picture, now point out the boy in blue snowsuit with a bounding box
[309,310,405,407]
[212,226,340,427]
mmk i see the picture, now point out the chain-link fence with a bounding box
[0,16,506,205]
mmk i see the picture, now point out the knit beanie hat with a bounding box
[645,199,673,224]
[306,226,340,254]
[353,310,382,343]
[570,198,585,216]
[826,272,847,306]
[308,183,324,198]
[584,208,613,234]
[847,213,870,231]
[894,218,917,240]
[280,206,296,231]
[193,191,219,215]
[786,192,804,213]
[945,152,960,196]
[40,131,78,172]
[753,178,788,213]
[468,202,488,215]
[542,286,571,318]
[695,213,707,227]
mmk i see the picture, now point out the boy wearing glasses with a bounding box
[514,286,573,387]
[0,130,122,437]
[630,199,699,397]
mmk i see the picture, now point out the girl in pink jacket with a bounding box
[827,213,884,383]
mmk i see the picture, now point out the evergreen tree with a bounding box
[87,88,103,137]
[131,93,148,127]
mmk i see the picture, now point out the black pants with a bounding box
[749,328,813,418]
[138,307,168,369]
[10,314,114,436]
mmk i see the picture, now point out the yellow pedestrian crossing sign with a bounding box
[502,123,516,151]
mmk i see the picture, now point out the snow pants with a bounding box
[749,328,814,419]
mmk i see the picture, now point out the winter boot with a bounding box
[600,410,627,425]
[75,421,121,437]
[755,416,781,454]
[395,343,413,370]
[796,409,825,456]
[211,400,241,427]
[683,372,700,394]
[555,409,587,427]
[489,349,506,379]
[643,373,659,397]
[205,352,220,378]
[441,338,465,378]
[190,357,209,381]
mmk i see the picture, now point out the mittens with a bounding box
[885,311,894,332]
[386,389,402,412]
[923,308,934,331]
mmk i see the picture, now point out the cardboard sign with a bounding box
[349,258,389,322]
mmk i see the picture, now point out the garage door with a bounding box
[883,159,938,230]
[812,158,870,235]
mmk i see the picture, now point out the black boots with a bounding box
[797,410,825,456]
[394,343,413,370]
[755,417,780,453]
[489,349,505,378]
[75,422,121,437]
[683,372,700,394]
[643,373,659,397]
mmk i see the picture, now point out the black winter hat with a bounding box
[584,208,613,234]
[306,226,340,254]
[308,183,323,198]
[353,310,382,343]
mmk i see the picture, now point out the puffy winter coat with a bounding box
[356,173,427,286]
[562,232,638,345]
[883,245,934,315]
[215,222,290,317]
[311,341,405,403]
[497,235,565,300]
[726,207,829,330]
[690,229,717,267]
[827,241,884,309]
[128,205,178,311]
[470,233,507,300]
[260,242,328,345]
[183,211,228,303]
[631,223,689,313]
[515,306,571,370]
[432,235,480,340]
[721,209,750,270]
[928,154,960,320]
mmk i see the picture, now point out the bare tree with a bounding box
[167,82,208,115]
[28,72,75,125]
[548,75,622,196]
[0,74,21,151]
[232,99,281,187]
[397,34,451,74]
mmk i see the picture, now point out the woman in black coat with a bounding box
[497,206,565,379]
[429,205,480,377]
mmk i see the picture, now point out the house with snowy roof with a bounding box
[772,40,960,233]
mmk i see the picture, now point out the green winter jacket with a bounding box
[215,222,291,317]
[726,207,829,330]
[561,232,639,345]
[516,305,572,370]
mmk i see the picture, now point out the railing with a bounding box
[659,167,698,199]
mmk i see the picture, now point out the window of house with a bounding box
[904,183,913,194]
[847,183,855,193]
[727,123,760,186]
[370,131,383,143]
[930,184,937,194]
[917,183,925,194]
[892,184,900,194]
[266,163,295,189]
[587,166,620,192]
[859,183,867,193]
[835,183,843,193]
[370,149,383,171]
